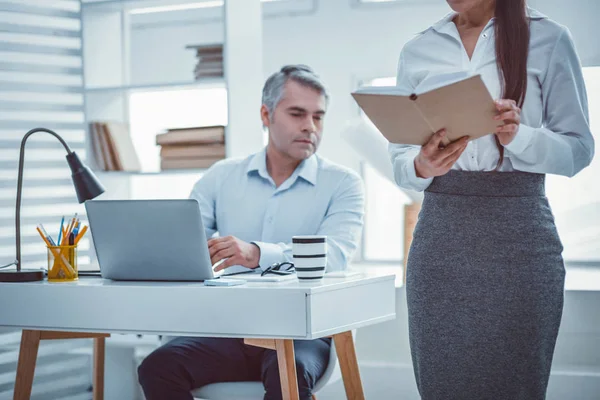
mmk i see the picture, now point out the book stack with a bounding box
[186,43,223,80]
[156,126,226,170]
[89,121,141,172]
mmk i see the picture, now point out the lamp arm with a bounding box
[15,128,73,271]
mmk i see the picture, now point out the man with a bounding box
[138,65,365,400]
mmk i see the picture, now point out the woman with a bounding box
[389,0,594,399]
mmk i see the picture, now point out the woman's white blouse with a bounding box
[388,8,595,192]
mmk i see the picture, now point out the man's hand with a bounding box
[208,236,260,272]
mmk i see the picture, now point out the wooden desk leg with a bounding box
[93,337,106,400]
[13,330,41,400]
[333,331,365,400]
[245,338,300,400]
[274,339,299,400]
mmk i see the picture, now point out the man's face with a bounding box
[262,80,327,161]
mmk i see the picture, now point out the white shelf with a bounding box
[84,79,225,93]
[82,0,263,173]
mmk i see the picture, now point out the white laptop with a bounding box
[85,199,215,281]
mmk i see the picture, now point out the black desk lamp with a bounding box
[0,128,105,282]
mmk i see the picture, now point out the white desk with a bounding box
[0,272,396,400]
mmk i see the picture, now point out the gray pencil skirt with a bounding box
[407,170,565,400]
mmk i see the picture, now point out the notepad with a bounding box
[204,278,247,286]
[351,74,502,146]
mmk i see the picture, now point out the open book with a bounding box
[351,74,501,146]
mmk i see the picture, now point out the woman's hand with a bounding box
[414,129,469,179]
[494,99,522,146]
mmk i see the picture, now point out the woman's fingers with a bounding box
[496,123,519,134]
[442,146,466,170]
[494,110,520,123]
[424,129,447,154]
[495,99,517,112]
[439,137,469,164]
[417,130,471,178]
[431,135,468,162]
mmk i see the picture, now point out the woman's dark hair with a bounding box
[493,0,530,169]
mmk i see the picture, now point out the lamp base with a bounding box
[0,269,44,282]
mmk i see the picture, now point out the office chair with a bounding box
[159,335,346,400]
[191,339,342,400]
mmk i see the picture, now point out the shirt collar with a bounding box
[425,11,456,35]
[527,8,548,20]
[246,147,268,179]
[296,154,318,186]
[246,147,318,186]
[422,7,547,35]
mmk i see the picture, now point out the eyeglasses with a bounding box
[261,262,295,277]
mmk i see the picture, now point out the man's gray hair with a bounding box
[261,65,329,116]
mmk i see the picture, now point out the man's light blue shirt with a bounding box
[189,148,365,272]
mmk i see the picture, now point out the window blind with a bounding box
[0,0,93,272]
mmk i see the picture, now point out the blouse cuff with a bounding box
[504,124,535,155]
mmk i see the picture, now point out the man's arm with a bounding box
[252,173,365,272]
[189,162,227,239]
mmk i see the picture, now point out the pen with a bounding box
[57,216,64,245]
[73,221,80,236]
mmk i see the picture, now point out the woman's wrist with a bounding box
[414,156,429,179]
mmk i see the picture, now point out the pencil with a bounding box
[38,224,55,246]
[74,225,88,245]
[36,227,52,247]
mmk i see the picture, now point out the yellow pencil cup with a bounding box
[47,245,78,282]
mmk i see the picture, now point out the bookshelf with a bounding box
[81,0,264,194]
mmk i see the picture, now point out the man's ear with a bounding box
[260,104,271,128]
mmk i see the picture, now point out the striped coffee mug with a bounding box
[292,235,327,280]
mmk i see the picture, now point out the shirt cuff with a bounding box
[403,154,433,192]
[504,124,535,155]
[251,241,284,271]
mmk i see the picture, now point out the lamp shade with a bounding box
[66,151,105,203]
